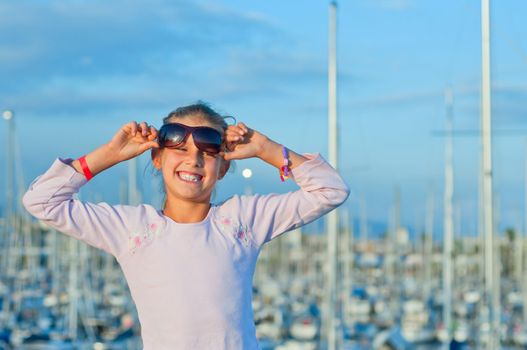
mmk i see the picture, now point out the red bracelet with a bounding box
[78,155,94,181]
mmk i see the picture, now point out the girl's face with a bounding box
[152,116,229,204]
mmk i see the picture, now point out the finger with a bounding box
[237,122,249,133]
[147,126,158,141]
[223,148,247,161]
[225,133,242,142]
[139,140,160,152]
[147,140,160,149]
[130,121,138,136]
[227,125,245,137]
[222,151,234,161]
[225,136,239,144]
[225,130,243,141]
[225,140,237,152]
[139,122,148,136]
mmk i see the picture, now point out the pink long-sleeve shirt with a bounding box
[22,153,349,350]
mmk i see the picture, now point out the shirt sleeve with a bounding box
[22,158,131,257]
[240,153,350,248]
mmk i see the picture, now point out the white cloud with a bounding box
[0,0,296,115]
[0,0,280,77]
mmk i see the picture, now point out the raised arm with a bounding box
[70,121,159,177]
[22,121,160,257]
[220,122,350,248]
[222,122,308,170]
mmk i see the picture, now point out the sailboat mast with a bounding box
[443,88,454,347]
[3,110,14,225]
[341,208,352,326]
[481,0,498,348]
[326,1,338,350]
[2,110,14,312]
[424,188,434,302]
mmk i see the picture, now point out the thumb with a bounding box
[222,151,234,161]
[222,150,242,161]
[139,141,160,153]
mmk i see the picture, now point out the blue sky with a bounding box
[1,0,526,239]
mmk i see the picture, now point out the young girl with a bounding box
[22,103,349,349]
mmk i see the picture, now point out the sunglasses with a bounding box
[158,123,223,154]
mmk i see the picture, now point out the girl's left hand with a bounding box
[221,122,266,161]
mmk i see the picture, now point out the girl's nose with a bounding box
[184,135,204,167]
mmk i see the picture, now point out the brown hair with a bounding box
[163,101,235,130]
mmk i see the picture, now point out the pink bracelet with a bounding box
[279,146,290,182]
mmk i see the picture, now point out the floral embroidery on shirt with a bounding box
[218,216,252,248]
[128,221,163,254]
[235,225,251,247]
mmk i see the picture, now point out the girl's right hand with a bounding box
[107,121,159,162]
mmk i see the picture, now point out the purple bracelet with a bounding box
[280,146,290,181]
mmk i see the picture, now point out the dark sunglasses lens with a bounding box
[193,128,222,154]
[160,124,187,148]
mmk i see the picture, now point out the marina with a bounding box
[3,209,527,349]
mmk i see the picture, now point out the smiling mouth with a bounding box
[177,171,203,183]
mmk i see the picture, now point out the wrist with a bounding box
[255,134,274,159]
[85,143,121,176]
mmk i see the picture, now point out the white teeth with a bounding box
[178,172,202,182]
